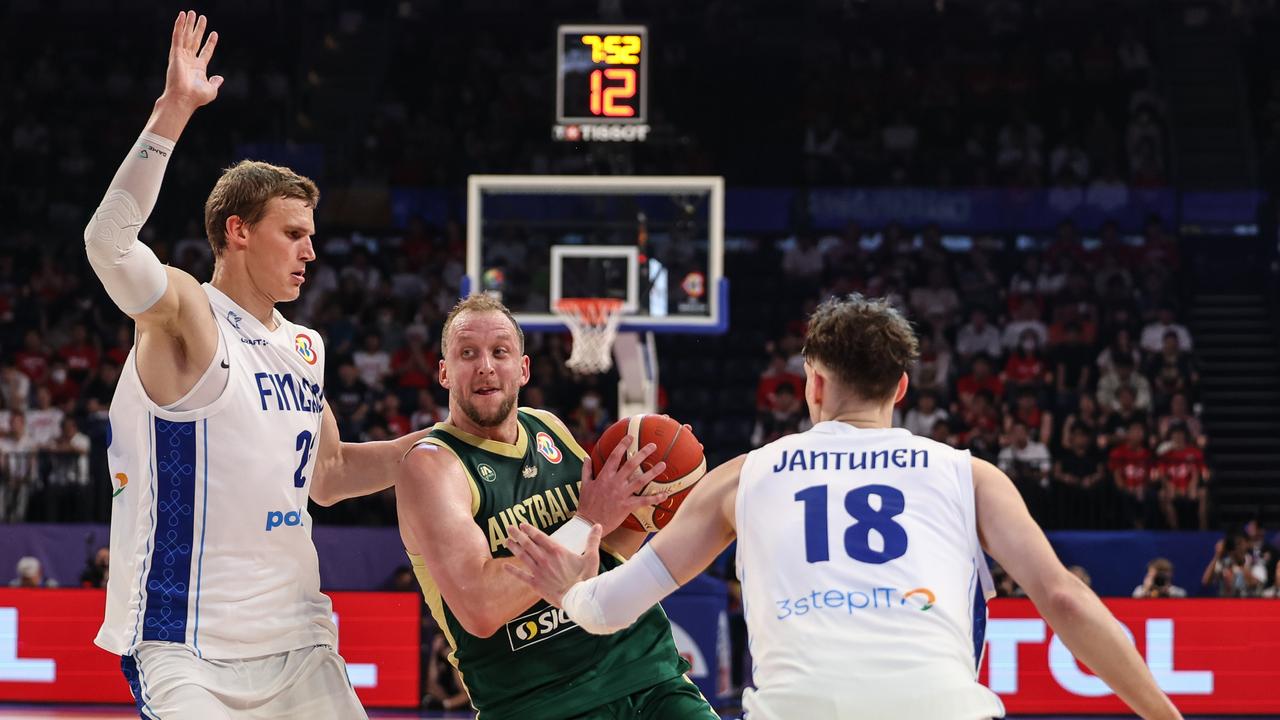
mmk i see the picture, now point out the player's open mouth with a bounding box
[474,387,499,396]
[290,271,305,283]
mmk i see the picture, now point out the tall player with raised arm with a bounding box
[85,12,419,719]
[505,295,1185,720]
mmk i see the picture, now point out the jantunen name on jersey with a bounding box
[772,447,930,473]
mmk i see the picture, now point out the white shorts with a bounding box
[121,642,367,720]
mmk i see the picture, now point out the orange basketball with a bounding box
[590,414,707,532]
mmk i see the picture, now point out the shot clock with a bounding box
[553,25,650,143]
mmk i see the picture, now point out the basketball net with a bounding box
[555,298,625,374]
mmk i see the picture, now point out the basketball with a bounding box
[590,414,707,532]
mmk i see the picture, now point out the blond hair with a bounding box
[203,160,319,256]
[441,294,525,356]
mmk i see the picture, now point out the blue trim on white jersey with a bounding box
[193,419,209,658]
[971,569,988,671]
[142,418,197,643]
[130,415,159,649]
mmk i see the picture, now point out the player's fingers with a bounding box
[628,460,666,492]
[603,440,630,474]
[501,563,536,586]
[185,11,199,49]
[198,30,219,61]
[172,11,185,50]
[618,443,656,478]
[193,14,207,48]
[209,75,224,90]
[521,523,560,553]
[579,455,594,487]
[511,525,550,565]
[505,527,538,567]
[629,490,671,510]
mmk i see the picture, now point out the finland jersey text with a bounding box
[736,421,1005,720]
[96,284,337,660]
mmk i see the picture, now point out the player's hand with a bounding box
[161,11,223,110]
[574,442,668,533]
[504,522,602,608]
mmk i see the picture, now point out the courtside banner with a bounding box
[0,589,421,707]
[981,598,1280,714]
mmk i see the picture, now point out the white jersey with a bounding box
[96,284,337,660]
[736,421,1004,720]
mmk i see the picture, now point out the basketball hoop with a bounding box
[555,298,625,374]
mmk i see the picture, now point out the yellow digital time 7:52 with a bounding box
[554,24,650,143]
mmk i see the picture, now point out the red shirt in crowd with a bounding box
[13,350,49,384]
[1003,353,1046,385]
[1157,447,1207,495]
[756,373,804,411]
[59,343,100,379]
[956,373,1004,402]
[391,347,438,390]
[1109,444,1153,491]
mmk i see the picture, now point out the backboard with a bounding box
[464,175,727,334]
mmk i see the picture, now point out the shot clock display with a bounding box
[554,24,650,143]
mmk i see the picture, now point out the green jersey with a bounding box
[409,408,690,719]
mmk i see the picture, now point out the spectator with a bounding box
[910,334,952,402]
[756,352,804,412]
[79,546,109,589]
[423,634,471,712]
[1158,392,1205,448]
[1103,386,1149,445]
[1132,558,1187,598]
[376,393,412,438]
[13,330,50,385]
[1052,321,1095,410]
[1001,300,1048,351]
[42,416,91,522]
[568,390,610,453]
[908,266,961,326]
[1007,389,1053,446]
[1062,393,1109,451]
[1109,421,1154,528]
[330,361,373,437]
[8,556,58,588]
[0,364,31,411]
[1155,425,1208,530]
[955,308,1002,362]
[1054,426,1106,528]
[751,383,808,447]
[391,326,437,392]
[0,411,38,521]
[26,387,64,448]
[956,356,1004,410]
[46,362,80,407]
[353,332,392,390]
[782,235,825,282]
[904,391,948,437]
[1097,355,1153,413]
[997,422,1051,519]
[410,389,448,430]
[1140,306,1192,354]
[1096,328,1142,377]
[1146,331,1198,412]
[1002,330,1053,399]
[1202,533,1267,598]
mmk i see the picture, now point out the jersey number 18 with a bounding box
[794,484,908,564]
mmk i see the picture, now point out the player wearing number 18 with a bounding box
[505,294,1185,720]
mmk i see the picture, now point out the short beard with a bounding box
[459,392,517,428]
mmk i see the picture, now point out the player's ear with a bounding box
[519,354,530,386]
[225,215,250,251]
[438,357,450,389]
[893,372,909,405]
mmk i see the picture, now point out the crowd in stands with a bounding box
[754,216,1209,532]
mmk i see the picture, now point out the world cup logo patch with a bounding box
[536,432,562,464]
[295,333,318,365]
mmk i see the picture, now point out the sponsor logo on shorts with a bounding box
[505,605,579,651]
[295,333,318,365]
[535,432,562,464]
[478,463,498,483]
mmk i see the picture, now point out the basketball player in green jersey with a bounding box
[395,295,717,719]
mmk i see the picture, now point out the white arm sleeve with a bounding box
[560,543,680,635]
[83,131,175,315]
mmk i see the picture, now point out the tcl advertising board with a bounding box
[982,598,1280,715]
[0,590,420,707]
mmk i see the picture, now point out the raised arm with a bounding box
[84,11,224,405]
[973,458,1182,720]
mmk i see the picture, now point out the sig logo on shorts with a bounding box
[535,432,562,464]
[295,333,318,365]
[265,509,305,531]
[505,605,579,651]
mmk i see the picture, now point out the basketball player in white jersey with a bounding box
[84,12,421,719]
[503,294,1184,720]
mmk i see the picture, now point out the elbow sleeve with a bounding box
[562,544,679,635]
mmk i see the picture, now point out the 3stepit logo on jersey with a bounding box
[294,333,318,365]
[535,432,562,464]
[774,586,937,620]
[505,605,579,651]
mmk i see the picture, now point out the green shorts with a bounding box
[565,675,719,720]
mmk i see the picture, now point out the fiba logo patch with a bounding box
[478,463,498,483]
[294,333,318,365]
[536,432,562,464]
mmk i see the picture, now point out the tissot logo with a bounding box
[505,606,579,651]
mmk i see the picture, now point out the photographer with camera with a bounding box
[1132,557,1187,598]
